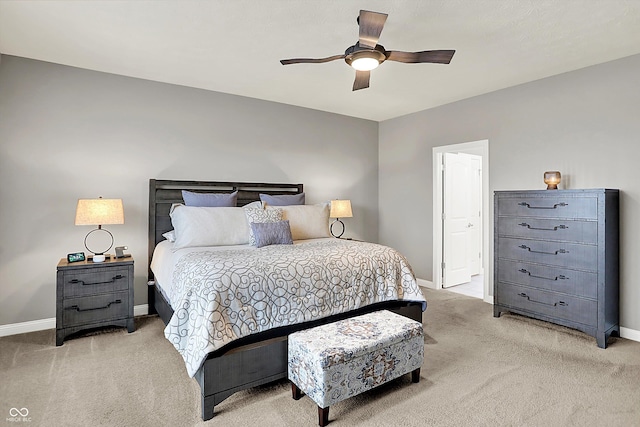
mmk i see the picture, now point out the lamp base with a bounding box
[330,219,346,238]
[92,254,106,263]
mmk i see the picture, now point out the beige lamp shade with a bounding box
[330,200,353,218]
[75,198,124,226]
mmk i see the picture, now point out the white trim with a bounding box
[2,304,638,345]
[432,140,491,304]
[620,327,640,342]
[416,278,435,289]
[0,317,55,337]
[0,304,150,337]
[134,304,149,316]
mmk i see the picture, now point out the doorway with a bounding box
[432,140,490,302]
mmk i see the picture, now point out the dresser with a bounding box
[493,189,619,348]
[56,257,134,345]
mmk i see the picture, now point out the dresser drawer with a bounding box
[497,260,597,299]
[497,196,597,219]
[62,292,129,327]
[497,217,597,244]
[498,237,597,271]
[496,283,597,326]
[63,268,130,297]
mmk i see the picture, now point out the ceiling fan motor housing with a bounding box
[344,43,387,67]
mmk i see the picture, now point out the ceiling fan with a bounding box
[280,10,456,91]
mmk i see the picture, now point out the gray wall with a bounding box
[0,55,378,326]
[379,53,640,332]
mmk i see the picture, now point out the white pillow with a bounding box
[162,230,176,242]
[169,205,250,249]
[244,207,284,246]
[267,203,330,240]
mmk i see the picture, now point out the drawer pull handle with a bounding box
[518,244,568,255]
[518,222,568,231]
[69,275,125,286]
[65,299,122,312]
[518,202,568,209]
[518,268,568,281]
[518,293,568,307]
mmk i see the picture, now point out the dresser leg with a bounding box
[56,331,64,346]
[596,333,607,349]
[493,306,502,318]
[127,318,135,333]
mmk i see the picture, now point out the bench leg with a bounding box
[291,382,303,400]
[411,368,421,383]
[318,406,329,427]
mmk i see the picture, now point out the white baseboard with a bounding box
[1,303,639,345]
[417,278,435,289]
[620,326,640,342]
[0,317,56,337]
[134,304,149,317]
[0,304,150,337]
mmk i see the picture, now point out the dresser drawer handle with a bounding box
[518,202,568,209]
[68,275,125,286]
[518,222,568,231]
[518,245,568,255]
[65,299,122,312]
[518,293,568,307]
[518,268,568,281]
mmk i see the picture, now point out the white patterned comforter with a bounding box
[159,238,426,377]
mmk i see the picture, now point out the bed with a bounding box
[147,179,426,420]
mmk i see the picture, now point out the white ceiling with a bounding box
[1,1,639,121]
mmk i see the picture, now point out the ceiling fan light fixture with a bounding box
[345,48,387,71]
[351,56,380,71]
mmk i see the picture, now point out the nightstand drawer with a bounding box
[63,268,130,297]
[62,291,129,327]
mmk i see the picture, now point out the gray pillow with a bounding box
[250,220,293,248]
[259,192,305,206]
[182,190,237,207]
[244,207,284,246]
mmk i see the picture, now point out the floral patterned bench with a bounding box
[288,310,424,426]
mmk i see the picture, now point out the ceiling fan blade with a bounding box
[352,70,370,91]
[358,10,388,49]
[280,54,345,65]
[386,49,455,64]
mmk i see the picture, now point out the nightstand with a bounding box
[56,256,134,346]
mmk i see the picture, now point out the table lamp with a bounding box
[75,197,124,262]
[329,200,353,238]
[544,171,561,190]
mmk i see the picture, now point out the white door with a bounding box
[442,153,473,287]
[462,153,482,276]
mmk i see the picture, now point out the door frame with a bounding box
[432,140,491,303]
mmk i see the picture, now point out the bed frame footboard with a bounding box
[152,282,423,420]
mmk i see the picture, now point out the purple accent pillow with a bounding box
[250,220,293,248]
[182,190,237,207]
[259,192,305,206]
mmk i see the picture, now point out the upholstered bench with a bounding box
[288,310,424,426]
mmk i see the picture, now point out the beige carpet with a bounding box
[1,288,639,427]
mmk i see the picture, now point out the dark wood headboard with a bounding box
[147,179,303,281]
